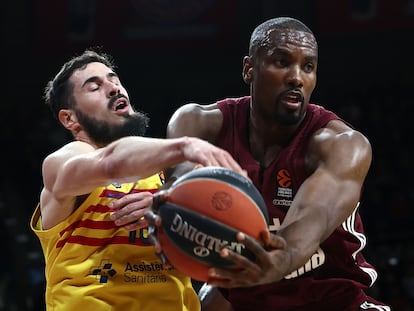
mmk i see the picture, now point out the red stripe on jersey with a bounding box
[56,235,148,248]
[59,219,116,236]
[100,187,159,199]
[130,188,159,194]
[85,204,110,213]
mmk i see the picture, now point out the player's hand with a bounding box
[206,231,290,288]
[183,137,248,179]
[144,190,172,267]
[109,192,153,231]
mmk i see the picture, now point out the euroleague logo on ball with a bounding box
[211,191,232,211]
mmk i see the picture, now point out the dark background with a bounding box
[2,0,413,310]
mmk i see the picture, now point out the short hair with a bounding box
[44,48,116,119]
[249,17,315,56]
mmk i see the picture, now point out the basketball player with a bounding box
[146,17,391,310]
[30,49,246,311]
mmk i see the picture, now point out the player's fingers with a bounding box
[146,224,171,267]
[144,210,162,228]
[124,218,147,230]
[207,265,259,288]
[259,231,287,251]
[147,224,159,248]
[214,151,247,177]
[151,190,168,212]
[109,192,152,210]
[237,232,267,256]
[110,203,144,219]
[112,208,147,226]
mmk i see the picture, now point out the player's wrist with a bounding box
[177,136,190,154]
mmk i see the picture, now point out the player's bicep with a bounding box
[290,127,372,235]
[318,129,372,183]
[44,142,103,198]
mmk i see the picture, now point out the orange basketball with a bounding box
[156,166,269,282]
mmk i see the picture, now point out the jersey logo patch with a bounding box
[277,169,292,188]
[91,259,117,283]
[275,169,293,199]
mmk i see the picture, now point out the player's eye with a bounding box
[304,63,314,73]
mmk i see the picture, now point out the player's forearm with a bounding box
[100,136,190,181]
[275,216,324,275]
[276,191,359,276]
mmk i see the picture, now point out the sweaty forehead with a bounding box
[71,62,112,85]
[261,29,317,53]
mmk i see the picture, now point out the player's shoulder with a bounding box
[169,101,222,125]
[172,102,219,117]
[311,120,369,147]
[308,119,372,166]
[168,102,222,141]
[324,120,369,143]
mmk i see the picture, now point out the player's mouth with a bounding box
[109,95,130,114]
[279,91,303,110]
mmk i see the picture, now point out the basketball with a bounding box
[156,166,269,282]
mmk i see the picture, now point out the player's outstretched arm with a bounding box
[41,135,245,229]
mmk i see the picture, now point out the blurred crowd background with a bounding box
[1,0,413,310]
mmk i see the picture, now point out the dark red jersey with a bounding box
[214,96,390,311]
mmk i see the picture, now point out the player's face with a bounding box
[70,62,149,145]
[248,29,318,126]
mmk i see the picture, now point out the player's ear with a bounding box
[242,56,253,84]
[58,109,78,130]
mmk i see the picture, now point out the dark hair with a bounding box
[249,17,316,56]
[44,48,116,119]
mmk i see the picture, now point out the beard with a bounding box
[274,109,304,126]
[274,99,306,126]
[75,108,150,147]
